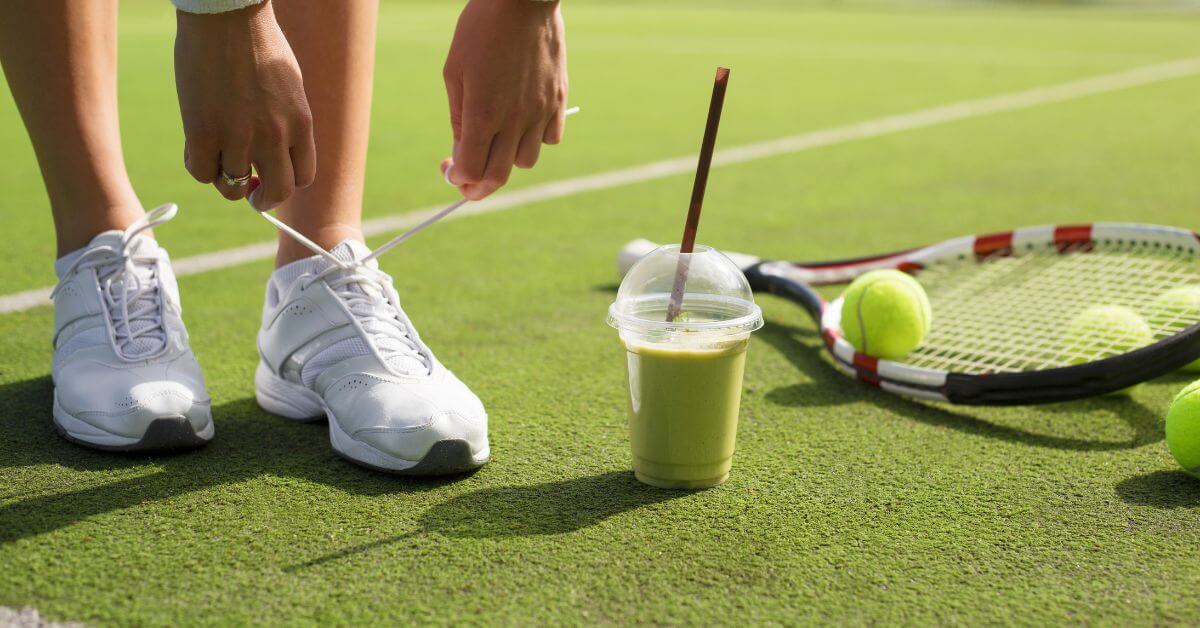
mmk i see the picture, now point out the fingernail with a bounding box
[245,178,263,210]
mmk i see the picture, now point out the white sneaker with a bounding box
[50,204,213,451]
[254,237,489,475]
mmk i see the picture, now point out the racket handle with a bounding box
[617,239,661,277]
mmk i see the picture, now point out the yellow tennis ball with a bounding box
[839,269,932,360]
[1064,305,1153,396]
[1146,285,1200,372]
[1166,379,1200,477]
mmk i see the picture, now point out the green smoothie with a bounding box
[622,338,750,489]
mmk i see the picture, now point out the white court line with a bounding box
[0,607,82,628]
[3,56,1199,315]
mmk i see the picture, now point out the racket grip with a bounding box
[617,239,661,277]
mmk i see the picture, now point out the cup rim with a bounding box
[606,295,764,335]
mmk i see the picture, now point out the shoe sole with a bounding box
[255,361,489,475]
[52,393,214,453]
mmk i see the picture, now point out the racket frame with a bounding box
[735,222,1200,405]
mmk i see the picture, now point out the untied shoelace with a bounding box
[259,205,469,376]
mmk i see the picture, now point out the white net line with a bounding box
[899,240,1200,374]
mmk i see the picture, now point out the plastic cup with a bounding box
[607,244,764,489]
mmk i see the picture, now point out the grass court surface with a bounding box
[2,0,1200,624]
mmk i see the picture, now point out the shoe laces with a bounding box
[262,211,438,376]
[51,204,177,361]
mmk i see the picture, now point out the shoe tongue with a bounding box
[329,239,375,268]
[88,230,126,250]
[86,230,160,256]
[55,230,145,278]
[327,239,382,300]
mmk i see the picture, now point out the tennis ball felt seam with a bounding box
[894,275,931,334]
[854,279,880,356]
[1175,379,1200,402]
[854,276,929,356]
[1176,384,1200,403]
[850,272,894,356]
[842,270,931,360]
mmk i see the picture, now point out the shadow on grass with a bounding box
[0,376,464,544]
[287,470,686,571]
[757,322,1161,452]
[1115,470,1200,508]
[1148,371,1200,388]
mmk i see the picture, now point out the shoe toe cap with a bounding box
[127,381,202,416]
[56,355,211,437]
[326,374,487,462]
[351,410,487,462]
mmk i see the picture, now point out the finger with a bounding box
[441,144,460,185]
[450,87,500,186]
[444,71,464,144]
[515,120,548,169]
[214,146,253,201]
[462,133,519,201]
[183,139,220,184]
[441,158,470,197]
[291,113,316,189]
[290,140,316,190]
[248,148,296,212]
[449,123,493,187]
[441,140,473,196]
[543,107,565,145]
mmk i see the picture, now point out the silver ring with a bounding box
[443,164,456,187]
[220,169,252,187]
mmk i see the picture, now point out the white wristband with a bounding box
[171,0,263,14]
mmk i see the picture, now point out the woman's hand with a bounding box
[174,1,315,211]
[442,0,567,201]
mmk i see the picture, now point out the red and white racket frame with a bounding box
[738,223,1200,405]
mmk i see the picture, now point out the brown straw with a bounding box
[666,67,731,322]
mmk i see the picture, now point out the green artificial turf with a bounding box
[3,0,1200,624]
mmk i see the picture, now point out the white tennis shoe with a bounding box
[254,235,489,475]
[50,204,214,451]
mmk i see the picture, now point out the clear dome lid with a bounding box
[608,244,763,343]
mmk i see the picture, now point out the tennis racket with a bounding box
[617,223,1200,405]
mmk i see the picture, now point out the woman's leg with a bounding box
[272,0,378,267]
[0,0,144,257]
[257,2,488,475]
[0,2,213,452]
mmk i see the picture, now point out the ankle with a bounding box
[54,203,147,257]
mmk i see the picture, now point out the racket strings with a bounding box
[900,241,1198,374]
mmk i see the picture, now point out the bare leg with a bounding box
[0,1,144,257]
[272,1,378,267]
